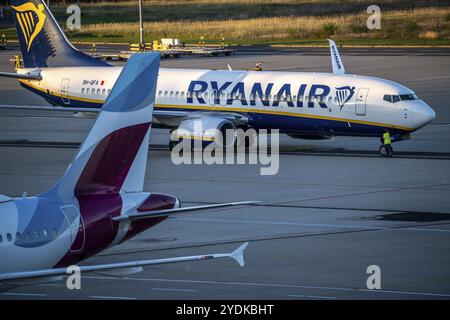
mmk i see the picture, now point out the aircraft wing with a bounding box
[114,201,259,222]
[0,105,250,127]
[0,104,100,113]
[0,242,248,283]
[0,71,42,80]
[0,104,188,117]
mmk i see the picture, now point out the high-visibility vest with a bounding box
[383,131,391,145]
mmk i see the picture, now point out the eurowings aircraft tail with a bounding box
[43,52,160,201]
[10,0,109,68]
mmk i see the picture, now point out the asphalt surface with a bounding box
[0,46,449,300]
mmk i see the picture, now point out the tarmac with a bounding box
[0,45,449,299]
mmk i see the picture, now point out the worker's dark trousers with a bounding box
[386,144,393,156]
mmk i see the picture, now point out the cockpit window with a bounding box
[384,94,419,103]
[383,95,393,103]
[399,94,418,101]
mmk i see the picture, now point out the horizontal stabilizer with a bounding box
[113,201,259,222]
[0,71,42,80]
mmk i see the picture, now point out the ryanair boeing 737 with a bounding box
[0,0,436,156]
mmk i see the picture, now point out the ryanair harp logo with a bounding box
[12,2,46,52]
[335,86,355,110]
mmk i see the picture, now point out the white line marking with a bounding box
[151,287,198,292]
[173,217,450,233]
[287,294,336,299]
[1,292,47,297]
[89,295,136,300]
[82,276,450,298]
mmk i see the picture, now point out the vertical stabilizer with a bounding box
[43,52,160,202]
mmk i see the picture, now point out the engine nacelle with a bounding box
[172,116,237,147]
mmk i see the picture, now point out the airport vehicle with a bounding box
[0,0,436,156]
[0,52,252,283]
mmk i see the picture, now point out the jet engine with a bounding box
[171,115,237,148]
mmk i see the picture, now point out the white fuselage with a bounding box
[18,67,435,136]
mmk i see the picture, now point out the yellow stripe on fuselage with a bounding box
[18,80,414,131]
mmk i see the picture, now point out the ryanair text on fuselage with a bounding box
[187,80,356,109]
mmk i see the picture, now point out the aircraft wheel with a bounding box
[379,145,388,157]
[169,140,177,152]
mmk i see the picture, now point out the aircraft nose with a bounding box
[411,100,435,129]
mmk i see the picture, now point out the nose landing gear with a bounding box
[379,144,393,157]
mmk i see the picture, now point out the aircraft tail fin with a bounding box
[10,0,108,68]
[43,52,160,201]
[328,39,346,74]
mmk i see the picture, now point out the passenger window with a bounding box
[107,89,111,94]
[164,91,168,97]
[53,228,58,236]
[0,234,3,243]
[158,90,162,96]
[81,88,85,94]
[102,89,106,95]
[16,232,21,241]
[86,88,90,94]
[43,229,48,237]
[6,233,12,242]
[170,91,174,97]
[34,230,39,238]
[180,92,185,98]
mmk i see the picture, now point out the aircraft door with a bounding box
[61,78,70,105]
[355,88,369,116]
[60,205,85,253]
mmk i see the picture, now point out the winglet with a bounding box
[227,64,233,71]
[328,39,345,74]
[229,242,249,267]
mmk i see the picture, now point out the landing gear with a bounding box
[379,144,393,157]
[169,139,177,152]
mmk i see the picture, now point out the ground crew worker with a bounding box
[382,129,393,157]
[254,61,263,71]
[1,34,6,49]
[14,55,21,70]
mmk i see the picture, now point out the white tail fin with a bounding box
[328,39,346,74]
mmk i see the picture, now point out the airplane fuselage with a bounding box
[18,67,435,138]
